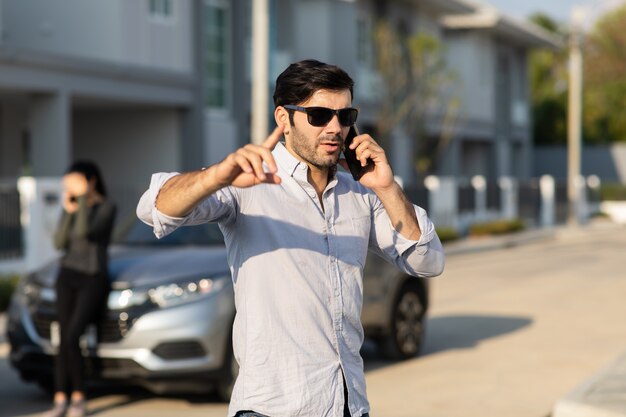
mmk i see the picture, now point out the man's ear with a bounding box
[274,106,290,135]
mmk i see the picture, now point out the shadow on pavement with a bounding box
[0,358,226,417]
[363,314,532,373]
[421,314,533,356]
[2,314,532,413]
[84,384,225,415]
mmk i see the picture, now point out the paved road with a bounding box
[2,223,626,417]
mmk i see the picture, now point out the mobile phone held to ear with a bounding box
[343,125,372,181]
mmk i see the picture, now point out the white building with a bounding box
[0,0,560,271]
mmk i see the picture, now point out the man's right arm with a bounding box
[155,167,224,218]
[137,125,285,235]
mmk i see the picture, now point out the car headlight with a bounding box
[19,275,53,306]
[107,276,228,310]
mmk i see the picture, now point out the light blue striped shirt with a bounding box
[137,142,444,417]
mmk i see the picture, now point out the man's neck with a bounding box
[307,165,331,199]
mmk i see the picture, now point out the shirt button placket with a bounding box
[326,221,343,335]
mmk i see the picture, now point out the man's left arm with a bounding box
[341,132,423,241]
[340,132,444,277]
[372,181,422,241]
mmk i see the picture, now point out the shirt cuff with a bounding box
[148,172,186,238]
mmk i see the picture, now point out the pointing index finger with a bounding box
[262,124,285,150]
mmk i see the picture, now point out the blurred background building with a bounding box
[0,0,560,213]
[7,0,614,273]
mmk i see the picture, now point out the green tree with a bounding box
[528,13,568,145]
[583,4,626,143]
[373,21,459,178]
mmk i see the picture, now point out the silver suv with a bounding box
[6,219,429,400]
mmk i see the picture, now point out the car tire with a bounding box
[381,280,427,360]
[216,320,238,402]
[35,375,55,395]
[216,344,239,402]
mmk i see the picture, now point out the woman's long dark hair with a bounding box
[66,160,108,197]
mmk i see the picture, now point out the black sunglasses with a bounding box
[283,105,358,127]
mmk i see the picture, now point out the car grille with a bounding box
[31,312,132,343]
[33,314,54,340]
[152,341,207,360]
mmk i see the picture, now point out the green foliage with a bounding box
[599,183,626,201]
[468,219,525,237]
[435,227,460,243]
[373,20,459,178]
[583,4,626,144]
[528,13,568,145]
[0,275,20,312]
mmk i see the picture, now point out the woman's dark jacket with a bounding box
[53,195,116,275]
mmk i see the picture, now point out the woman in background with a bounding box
[44,161,116,417]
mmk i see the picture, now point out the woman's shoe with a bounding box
[66,399,86,417]
[42,401,67,417]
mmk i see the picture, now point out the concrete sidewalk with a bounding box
[444,220,626,417]
[553,351,626,417]
[2,220,624,417]
[549,221,626,416]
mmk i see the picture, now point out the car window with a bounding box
[116,219,224,246]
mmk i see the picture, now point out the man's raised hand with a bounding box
[214,124,284,189]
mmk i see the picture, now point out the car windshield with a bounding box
[115,219,224,247]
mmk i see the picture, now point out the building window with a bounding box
[204,0,230,109]
[149,0,173,20]
[357,12,373,67]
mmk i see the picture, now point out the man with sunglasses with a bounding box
[137,59,444,417]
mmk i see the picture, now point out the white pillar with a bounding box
[17,177,63,272]
[586,175,601,216]
[567,6,585,225]
[539,175,556,227]
[251,0,269,145]
[471,175,487,221]
[499,176,518,220]
[575,174,588,223]
[425,175,458,229]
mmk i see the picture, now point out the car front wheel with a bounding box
[381,281,426,360]
[216,344,239,402]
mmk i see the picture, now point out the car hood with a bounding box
[108,245,231,288]
[33,245,230,289]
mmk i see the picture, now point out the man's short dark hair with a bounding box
[273,59,354,108]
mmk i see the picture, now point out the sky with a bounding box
[482,0,625,26]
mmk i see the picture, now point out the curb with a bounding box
[443,227,557,256]
[553,351,626,417]
[442,219,620,257]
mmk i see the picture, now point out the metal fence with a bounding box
[0,184,23,259]
[518,179,541,226]
[457,182,475,214]
[486,182,501,212]
[0,176,603,265]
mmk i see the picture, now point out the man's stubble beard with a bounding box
[289,124,343,170]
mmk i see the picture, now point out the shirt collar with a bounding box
[273,141,304,178]
[273,142,339,184]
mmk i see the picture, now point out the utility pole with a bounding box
[251,0,269,145]
[567,6,585,225]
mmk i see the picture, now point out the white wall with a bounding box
[445,32,495,123]
[205,111,238,166]
[1,0,192,72]
[72,108,181,218]
[534,145,626,184]
[290,0,358,76]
